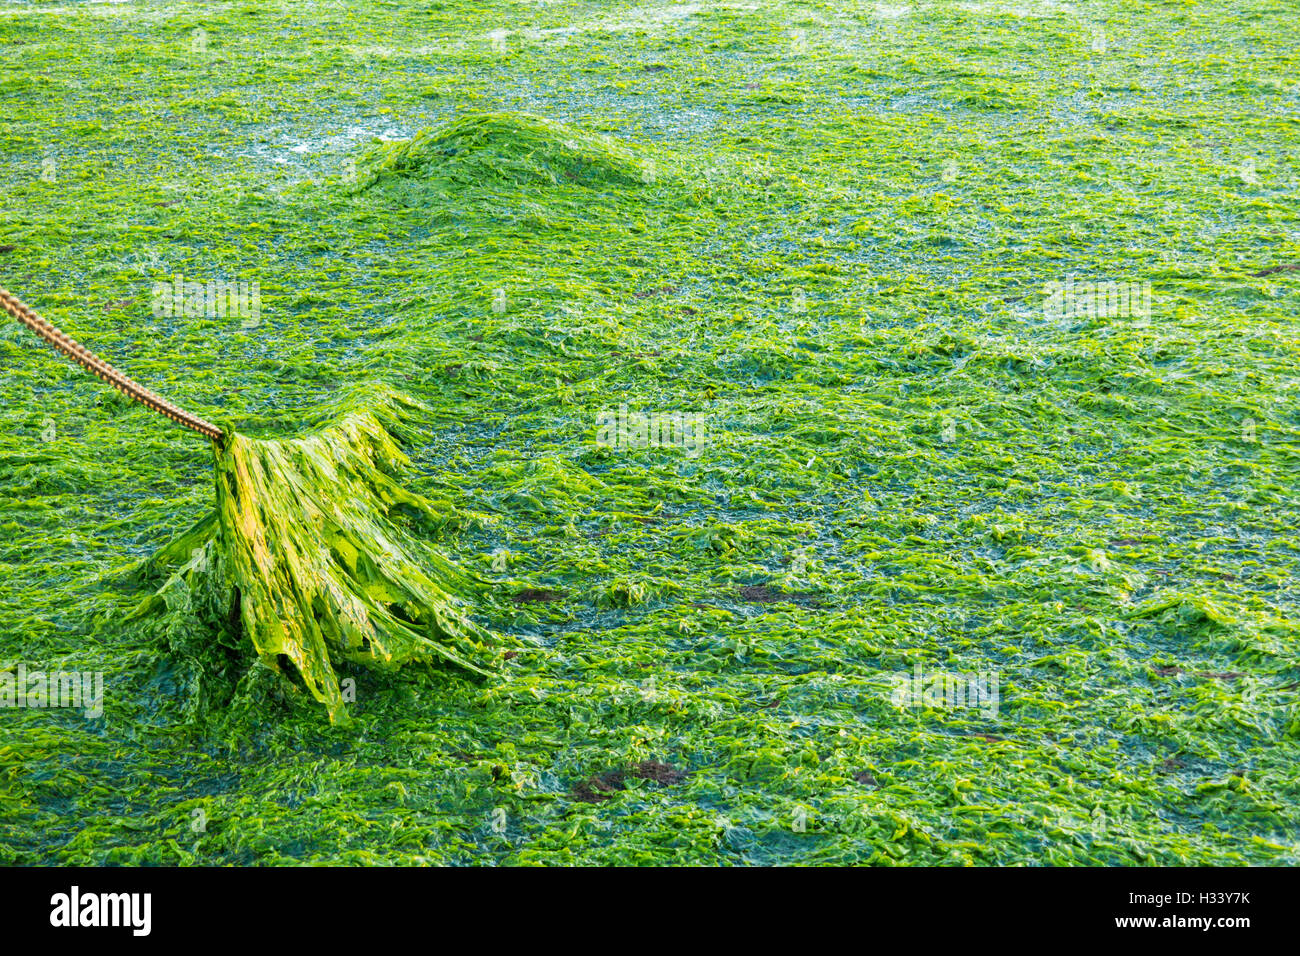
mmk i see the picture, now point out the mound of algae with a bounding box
[128,388,504,723]
[355,112,658,192]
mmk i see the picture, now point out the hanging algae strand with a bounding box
[1,285,503,724]
[206,392,504,721]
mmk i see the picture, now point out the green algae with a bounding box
[356,112,660,193]
[1,0,1299,867]
[128,388,505,724]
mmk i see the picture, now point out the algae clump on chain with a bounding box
[131,389,504,722]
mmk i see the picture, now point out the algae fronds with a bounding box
[356,112,658,194]
[4,0,1299,866]
[132,389,503,722]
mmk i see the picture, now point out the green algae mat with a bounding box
[1,0,1298,865]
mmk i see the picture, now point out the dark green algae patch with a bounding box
[2,0,1300,865]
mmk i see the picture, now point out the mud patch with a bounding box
[570,760,690,802]
[738,584,823,607]
[512,588,567,603]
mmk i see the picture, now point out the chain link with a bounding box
[0,286,223,442]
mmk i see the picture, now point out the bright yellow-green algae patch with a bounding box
[1,0,1298,866]
[129,389,504,722]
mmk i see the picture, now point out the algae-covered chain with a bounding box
[0,285,224,442]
